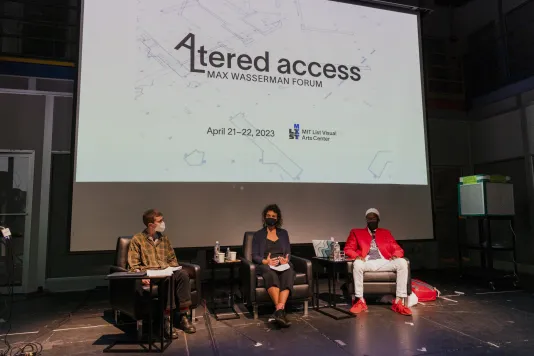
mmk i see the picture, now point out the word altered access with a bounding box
[175,33,361,82]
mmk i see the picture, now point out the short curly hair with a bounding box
[143,209,163,226]
[262,204,283,228]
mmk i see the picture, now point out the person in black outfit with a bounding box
[251,204,295,327]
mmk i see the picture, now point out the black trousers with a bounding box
[137,269,192,311]
[257,264,295,292]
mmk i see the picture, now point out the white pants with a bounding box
[352,258,409,298]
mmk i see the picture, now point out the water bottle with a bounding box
[329,237,335,260]
[226,247,231,261]
[331,237,341,261]
[335,241,342,261]
[214,241,220,260]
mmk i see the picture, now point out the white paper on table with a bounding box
[270,264,290,272]
[146,266,182,277]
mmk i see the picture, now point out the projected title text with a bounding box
[175,33,361,88]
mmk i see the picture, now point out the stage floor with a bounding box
[1,275,534,355]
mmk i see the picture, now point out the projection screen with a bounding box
[70,0,433,251]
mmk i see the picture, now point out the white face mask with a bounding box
[155,221,166,233]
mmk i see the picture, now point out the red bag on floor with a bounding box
[411,279,439,302]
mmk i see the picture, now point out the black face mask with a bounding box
[265,218,277,227]
[367,221,379,231]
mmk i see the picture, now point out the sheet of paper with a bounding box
[270,264,290,272]
[146,266,182,277]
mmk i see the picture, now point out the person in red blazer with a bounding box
[344,208,412,316]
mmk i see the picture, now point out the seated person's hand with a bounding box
[355,256,364,261]
[134,269,150,285]
[279,254,289,265]
[263,253,279,266]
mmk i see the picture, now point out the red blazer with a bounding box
[344,228,404,260]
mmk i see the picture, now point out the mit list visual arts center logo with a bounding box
[288,124,337,142]
[289,124,300,140]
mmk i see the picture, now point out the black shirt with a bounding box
[264,239,284,259]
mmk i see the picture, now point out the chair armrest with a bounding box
[180,262,202,298]
[291,256,312,284]
[239,258,256,302]
[180,262,200,279]
[110,265,128,273]
[404,257,412,295]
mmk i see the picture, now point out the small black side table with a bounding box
[312,257,355,320]
[209,259,241,321]
[105,272,174,353]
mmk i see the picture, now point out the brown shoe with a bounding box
[164,319,179,339]
[178,314,196,334]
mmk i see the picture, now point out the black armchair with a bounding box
[343,258,412,303]
[239,232,313,319]
[109,237,202,335]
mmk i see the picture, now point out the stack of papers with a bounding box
[146,266,182,277]
[270,264,290,272]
